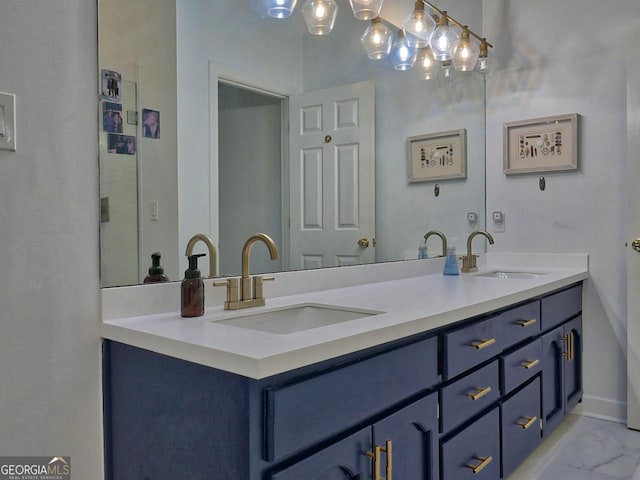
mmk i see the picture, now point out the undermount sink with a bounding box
[475,271,548,279]
[210,303,384,334]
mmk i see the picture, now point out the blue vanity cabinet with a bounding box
[541,316,583,437]
[270,393,439,480]
[501,378,542,478]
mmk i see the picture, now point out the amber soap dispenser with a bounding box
[181,253,206,317]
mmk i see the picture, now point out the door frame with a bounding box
[208,64,290,272]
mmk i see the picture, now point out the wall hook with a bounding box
[539,176,546,191]
[434,184,440,197]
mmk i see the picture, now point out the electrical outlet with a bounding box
[0,92,16,151]
[492,211,505,233]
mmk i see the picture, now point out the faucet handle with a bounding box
[253,276,275,300]
[213,278,239,307]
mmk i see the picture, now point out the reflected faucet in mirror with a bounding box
[215,233,279,310]
[185,234,217,278]
[461,229,495,273]
[424,230,448,258]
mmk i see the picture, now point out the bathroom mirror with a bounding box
[98,0,486,287]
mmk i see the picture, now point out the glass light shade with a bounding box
[302,0,339,35]
[437,60,456,87]
[430,13,459,61]
[452,28,479,71]
[361,18,393,60]
[474,40,496,78]
[402,1,435,48]
[349,0,384,21]
[264,0,298,18]
[419,46,437,80]
[391,30,418,71]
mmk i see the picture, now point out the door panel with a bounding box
[627,17,640,430]
[541,325,565,437]
[289,81,375,270]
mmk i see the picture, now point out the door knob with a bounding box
[633,238,640,253]
[358,238,370,248]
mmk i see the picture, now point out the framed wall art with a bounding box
[503,113,579,174]
[407,128,467,183]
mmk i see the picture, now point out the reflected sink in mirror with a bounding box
[210,303,384,335]
[475,271,548,279]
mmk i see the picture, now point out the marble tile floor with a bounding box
[510,415,640,479]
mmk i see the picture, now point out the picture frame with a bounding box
[407,129,467,183]
[503,113,579,175]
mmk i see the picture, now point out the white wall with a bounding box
[0,0,103,478]
[484,0,639,421]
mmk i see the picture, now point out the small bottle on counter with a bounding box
[443,246,460,276]
[418,243,428,259]
[143,252,170,283]
[181,253,206,317]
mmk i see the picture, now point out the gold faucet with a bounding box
[214,233,279,310]
[461,229,495,273]
[185,234,218,278]
[424,230,448,257]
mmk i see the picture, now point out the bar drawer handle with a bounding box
[516,416,538,430]
[471,338,496,350]
[516,318,537,327]
[466,386,492,401]
[520,359,540,370]
[366,440,392,480]
[562,332,574,361]
[466,456,493,474]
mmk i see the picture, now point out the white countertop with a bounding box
[101,253,588,379]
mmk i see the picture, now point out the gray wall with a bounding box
[0,0,103,478]
[484,0,639,420]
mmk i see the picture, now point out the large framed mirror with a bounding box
[98,0,486,287]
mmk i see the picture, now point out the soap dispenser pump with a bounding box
[181,253,206,317]
[144,252,170,283]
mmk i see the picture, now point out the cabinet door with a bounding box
[372,393,438,480]
[541,325,565,437]
[501,378,542,478]
[270,427,371,480]
[564,316,583,413]
[541,317,583,438]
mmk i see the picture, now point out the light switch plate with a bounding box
[0,92,16,151]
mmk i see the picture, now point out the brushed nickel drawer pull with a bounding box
[516,318,537,327]
[466,456,493,474]
[520,359,540,370]
[516,416,538,430]
[466,386,492,401]
[471,338,496,350]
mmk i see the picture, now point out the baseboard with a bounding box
[573,394,626,424]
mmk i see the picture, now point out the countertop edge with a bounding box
[102,269,588,379]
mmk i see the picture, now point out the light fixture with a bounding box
[419,46,437,80]
[475,38,496,78]
[402,0,435,48]
[452,26,480,71]
[430,12,459,61]
[302,0,339,35]
[361,17,393,60]
[437,60,456,87]
[264,0,298,19]
[391,30,418,71]
[349,0,384,21]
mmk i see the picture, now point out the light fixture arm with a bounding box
[422,0,493,48]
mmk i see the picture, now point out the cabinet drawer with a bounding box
[541,284,582,331]
[501,378,542,478]
[443,316,501,380]
[441,407,500,480]
[497,300,541,348]
[264,335,438,461]
[440,360,500,433]
[500,338,543,394]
